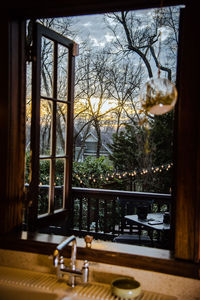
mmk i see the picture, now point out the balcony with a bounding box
[33,185,171,249]
[70,187,171,249]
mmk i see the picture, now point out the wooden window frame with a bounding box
[0,0,199,279]
[27,22,77,228]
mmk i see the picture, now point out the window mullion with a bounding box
[28,26,42,228]
[49,41,58,214]
[64,46,76,209]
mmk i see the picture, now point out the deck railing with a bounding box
[71,187,171,241]
[25,183,171,244]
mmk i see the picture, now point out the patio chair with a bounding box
[118,197,154,234]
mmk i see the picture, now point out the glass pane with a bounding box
[25,62,32,185]
[73,197,81,229]
[72,6,181,195]
[57,44,68,101]
[56,103,67,156]
[38,159,50,215]
[54,159,65,210]
[40,99,52,156]
[41,37,53,97]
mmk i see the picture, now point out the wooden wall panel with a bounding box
[0,20,9,233]
[175,5,200,261]
[0,20,26,234]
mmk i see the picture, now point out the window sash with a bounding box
[27,22,77,226]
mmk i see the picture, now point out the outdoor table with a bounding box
[125,213,170,247]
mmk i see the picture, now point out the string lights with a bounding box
[74,162,173,185]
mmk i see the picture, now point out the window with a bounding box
[70,8,179,194]
[25,23,78,226]
[69,8,180,248]
[25,7,181,251]
[0,0,199,279]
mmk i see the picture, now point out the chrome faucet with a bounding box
[53,235,89,287]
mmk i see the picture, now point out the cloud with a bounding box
[71,14,108,45]
[159,27,171,41]
[83,22,92,27]
[105,33,116,43]
[89,37,106,47]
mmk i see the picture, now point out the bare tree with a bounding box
[107,59,143,134]
[74,44,146,159]
[105,7,180,81]
[74,50,111,157]
[74,48,140,158]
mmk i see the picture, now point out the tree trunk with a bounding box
[94,119,102,158]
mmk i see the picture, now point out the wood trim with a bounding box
[49,41,58,214]
[6,0,185,19]
[27,22,77,226]
[196,105,200,262]
[37,209,67,227]
[0,232,199,279]
[174,5,200,262]
[64,45,76,213]
[72,187,171,200]
[35,22,76,47]
[0,20,26,234]
[27,22,41,229]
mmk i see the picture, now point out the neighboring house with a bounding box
[74,131,112,162]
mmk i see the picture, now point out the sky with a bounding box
[66,8,176,59]
[70,13,115,48]
[67,8,179,80]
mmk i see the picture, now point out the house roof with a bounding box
[84,132,112,154]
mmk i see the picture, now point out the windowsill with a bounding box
[0,231,199,279]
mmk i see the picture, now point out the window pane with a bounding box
[38,159,50,215]
[40,99,52,156]
[57,44,68,101]
[41,37,53,98]
[25,62,32,185]
[56,103,67,156]
[72,7,181,195]
[54,159,64,210]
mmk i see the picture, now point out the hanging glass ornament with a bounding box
[139,4,178,116]
[140,77,178,115]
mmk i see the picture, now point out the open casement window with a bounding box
[0,1,199,279]
[26,22,78,229]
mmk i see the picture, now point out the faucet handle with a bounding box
[84,235,93,248]
[83,260,89,268]
[59,256,65,268]
[53,249,59,267]
[82,260,89,283]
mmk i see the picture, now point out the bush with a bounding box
[72,156,114,188]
